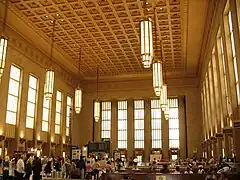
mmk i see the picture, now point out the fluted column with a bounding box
[162,111,169,159]
[144,99,151,162]
[127,100,134,158]
[17,70,29,150]
[111,100,117,154]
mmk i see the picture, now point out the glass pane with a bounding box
[66,117,70,127]
[102,121,111,130]
[169,140,179,148]
[151,109,161,118]
[55,113,61,124]
[8,79,19,96]
[6,111,16,125]
[67,96,72,106]
[169,129,179,139]
[134,130,144,140]
[7,95,18,112]
[29,75,37,89]
[56,101,61,113]
[118,120,127,130]
[152,120,161,129]
[66,128,69,136]
[152,130,161,139]
[28,88,36,103]
[134,109,144,119]
[10,65,21,81]
[66,107,70,117]
[27,102,35,117]
[118,131,127,140]
[42,121,48,131]
[42,108,49,121]
[118,110,127,119]
[169,108,178,118]
[26,117,34,129]
[43,98,50,108]
[134,100,144,108]
[55,125,60,134]
[56,91,62,101]
[169,119,179,129]
[134,120,144,129]
[102,111,111,120]
[102,102,111,110]
[151,99,160,108]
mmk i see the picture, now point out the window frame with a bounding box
[6,64,22,125]
[26,74,38,129]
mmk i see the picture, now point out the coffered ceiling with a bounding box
[3,0,208,79]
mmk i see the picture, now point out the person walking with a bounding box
[16,155,25,180]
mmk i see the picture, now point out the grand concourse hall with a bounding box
[1,0,240,164]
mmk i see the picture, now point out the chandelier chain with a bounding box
[78,48,81,79]
[2,0,8,35]
[50,20,56,63]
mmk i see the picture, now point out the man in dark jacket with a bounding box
[76,156,86,179]
[32,156,42,180]
[25,154,32,180]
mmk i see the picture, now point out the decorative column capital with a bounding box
[223,127,233,135]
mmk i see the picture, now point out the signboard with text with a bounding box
[156,176,166,180]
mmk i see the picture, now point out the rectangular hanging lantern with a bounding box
[140,18,153,68]
[153,62,163,96]
[44,70,54,100]
[0,36,8,79]
[94,101,100,122]
[161,84,168,111]
[75,87,82,114]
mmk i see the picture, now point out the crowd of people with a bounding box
[0,153,236,180]
[148,156,233,180]
[0,153,122,180]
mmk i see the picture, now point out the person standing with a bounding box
[16,155,25,180]
[77,156,86,179]
[32,156,42,180]
[25,154,32,180]
[8,157,15,180]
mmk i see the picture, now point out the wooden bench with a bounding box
[100,172,240,180]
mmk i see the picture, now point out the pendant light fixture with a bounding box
[140,0,153,68]
[94,65,100,122]
[161,84,168,111]
[0,0,9,81]
[44,20,56,100]
[75,48,82,114]
[152,7,163,97]
[160,36,168,112]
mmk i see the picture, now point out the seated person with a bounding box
[198,165,205,174]
[160,164,170,173]
[172,166,181,174]
[184,166,193,174]
[205,169,217,180]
